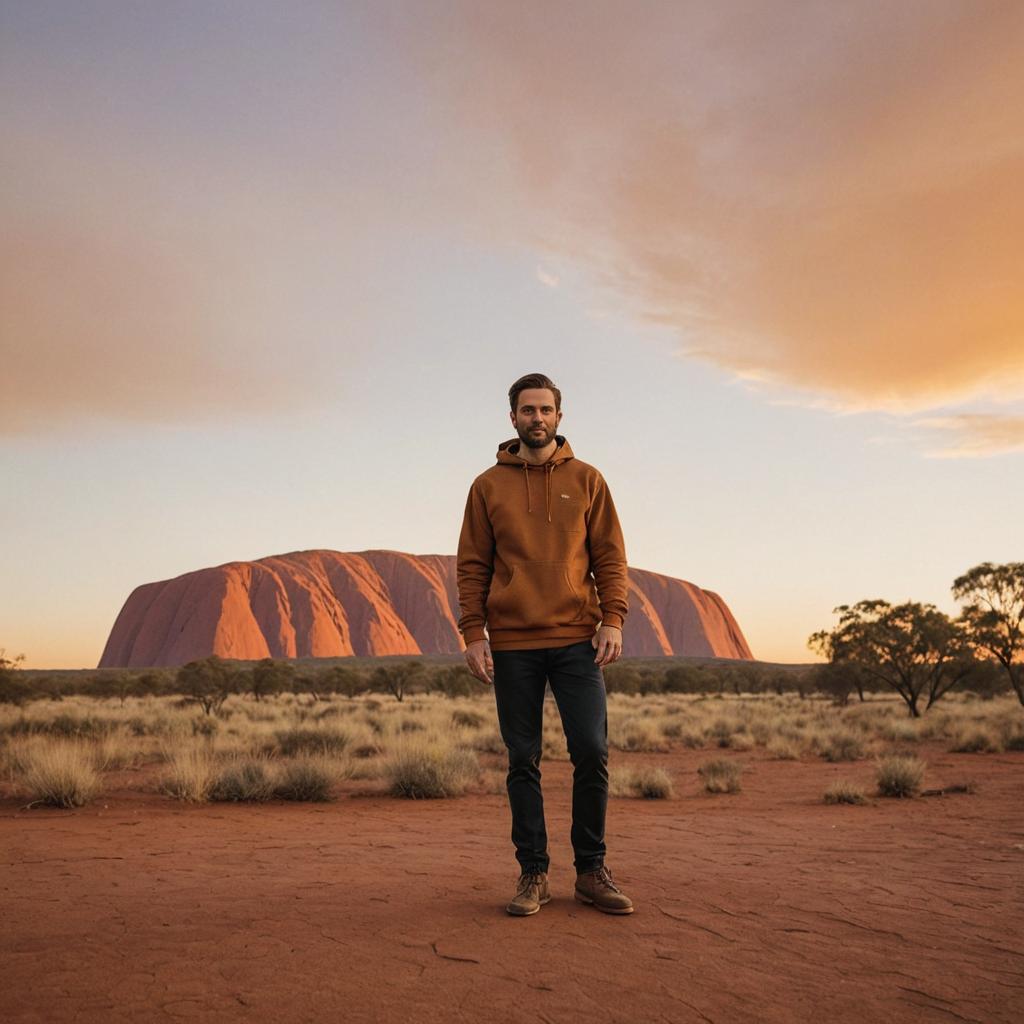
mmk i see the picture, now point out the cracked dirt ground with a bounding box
[2,746,1022,1024]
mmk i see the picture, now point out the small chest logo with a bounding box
[560,493,571,500]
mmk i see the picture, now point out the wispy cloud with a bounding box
[536,265,560,289]
[914,413,1024,458]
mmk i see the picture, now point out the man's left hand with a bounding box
[592,625,623,667]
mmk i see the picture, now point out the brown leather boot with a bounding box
[506,870,551,916]
[574,865,634,914]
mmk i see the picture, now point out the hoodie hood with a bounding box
[495,434,575,523]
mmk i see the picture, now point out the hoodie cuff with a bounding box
[461,626,488,645]
[600,613,624,630]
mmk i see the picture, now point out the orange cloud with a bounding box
[0,128,377,438]
[413,1,1024,416]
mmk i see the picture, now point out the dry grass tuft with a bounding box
[765,736,803,760]
[17,739,103,808]
[209,755,277,802]
[383,736,479,798]
[273,757,341,801]
[818,729,865,762]
[949,726,1002,754]
[273,726,351,757]
[611,718,670,753]
[698,758,743,794]
[160,744,216,802]
[823,780,869,805]
[875,754,925,798]
[610,766,674,799]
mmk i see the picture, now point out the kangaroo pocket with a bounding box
[486,561,587,630]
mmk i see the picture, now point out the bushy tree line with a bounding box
[0,655,483,710]
[809,561,1024,716]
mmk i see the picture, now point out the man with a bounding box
[456,372,634,917]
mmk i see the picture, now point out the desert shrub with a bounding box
[766,736,802,760]
[949,726,1001,753]
[90,731,138,771]
[824,780,869,805]
[160,745,215,802]
[698,758,743,794]
[17,740,102,808]
[451,709,486,730]
[39,714,117,739]
[878,720,920,743]
[611,718,669,753]
[274,726,350,757]
[999,721,1024,751]
[727,732,755,751]
[209,756,276,802]
[383,738,479,798]
[875,754,924,798]
[707,718,735,748]
[818,730,865,762]
[273,757,339,801]
[432,666,478,699]
[603,665,644,695]
[610,766,674,799]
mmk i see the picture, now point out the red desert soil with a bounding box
[2,745,1022,1024]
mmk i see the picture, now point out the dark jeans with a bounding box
[490,639,609,875]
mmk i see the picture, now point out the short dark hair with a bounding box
[509,373,561,414]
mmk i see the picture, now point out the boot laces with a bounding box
[594,866,622,894]
[517,870,545,896]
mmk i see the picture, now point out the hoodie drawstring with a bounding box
[521,461,555,522]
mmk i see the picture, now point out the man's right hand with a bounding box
[464,639,494,685]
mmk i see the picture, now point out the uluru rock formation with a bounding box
[98,549,753,668]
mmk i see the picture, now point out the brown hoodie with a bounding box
[456,435,629,651]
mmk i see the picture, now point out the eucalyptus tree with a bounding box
[953,561,1024,707]
[809,599,975,717]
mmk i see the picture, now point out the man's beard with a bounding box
[517,422,556,449]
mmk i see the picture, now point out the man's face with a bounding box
[512,388,562,449]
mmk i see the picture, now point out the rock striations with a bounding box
[98,549,753,668]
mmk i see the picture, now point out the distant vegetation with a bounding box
[808,560,1024,715]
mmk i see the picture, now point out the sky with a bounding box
[2,0,1022,669]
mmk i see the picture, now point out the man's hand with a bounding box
[591,625,623,667]
[464,638,494,685]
